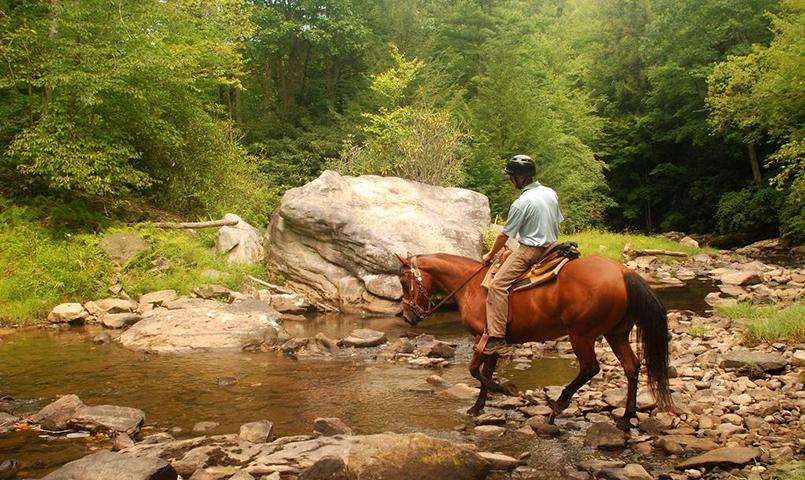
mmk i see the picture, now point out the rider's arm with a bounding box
[483,232,510,264]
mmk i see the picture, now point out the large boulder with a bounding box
[217,214,265,264]
[118,304,283,354]
[266,171,490,314]
[41,450,176,480]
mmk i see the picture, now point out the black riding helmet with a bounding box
[504,154,535,177]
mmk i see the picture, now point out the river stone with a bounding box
[657,435,718,453]
[417,340,456,359]
[41,450,176,480]
[719,271,762,286]
[477,452,519,470]
[314,417,353,436]
[93,332,112,344]
[441,383,480,400]
[216,214,265,264]
[240,420,274,443]
[339,328,386,348]
[192,285,234,302]
[719,350,787,372]
[48,303,88,323]
[270,293,312,314]
[139,290,178,307]
[265,170,490,314]
[299,455,348,480]
[69,405,145,436]
[584,422,626,449]
[676,447,761,470]
[85,298,138,316]
[118,304,282,354]
[102,312,142,329]
[100,233,148,265]
[599,464,653,480]
[27,394,85,430]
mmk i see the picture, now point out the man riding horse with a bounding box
[482,154,564,355]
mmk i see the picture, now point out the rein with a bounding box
[402,257,487,319]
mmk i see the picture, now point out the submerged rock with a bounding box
[338,328,386,348]
[41,450,176,480]
[266,170,490,314]
[313,417,353,436]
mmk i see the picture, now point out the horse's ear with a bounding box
[395,253,409,265]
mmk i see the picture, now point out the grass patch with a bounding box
[716,302,805,345]
[772,462,805,480]
[687,325,712,338]
[562,229,709,262]
[0,198,266,325]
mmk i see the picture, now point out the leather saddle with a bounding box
[482,241,580,292]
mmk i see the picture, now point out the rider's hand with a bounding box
[482,252,494,265]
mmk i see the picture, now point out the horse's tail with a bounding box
[624,271,673,410]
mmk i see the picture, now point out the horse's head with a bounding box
[395,253,434,326]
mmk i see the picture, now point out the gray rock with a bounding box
[100,233,148,264]
[719,350,787,372]
[720,271,762,286]
[27,394,85,430]
[313,417,353,436]
[216,213,265,264]
[48,303,88,323]
[69,405,145,436]
[139,290,178,307]
[584,422,626,450]
[338,328,386,348]
[41,450,176,480]
[192,284,233,302]
[118,303,282,354]
[676,446,761,470]
[270,293,312,314]
[266,170,490,314]
[102,313,142,329]
[239,420,274,443]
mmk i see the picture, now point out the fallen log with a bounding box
[148,218,238,229]
[624,248,688,258]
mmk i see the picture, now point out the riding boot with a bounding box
[482,337,509,355]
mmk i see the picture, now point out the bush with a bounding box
[715,186,783,239]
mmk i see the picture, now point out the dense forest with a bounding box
[0,0,802,242]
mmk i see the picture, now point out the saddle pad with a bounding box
[510,257,570,292]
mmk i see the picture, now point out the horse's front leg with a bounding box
[467,353,500,415]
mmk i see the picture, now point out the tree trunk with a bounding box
[748,142,762,185]
[43,0,59,115]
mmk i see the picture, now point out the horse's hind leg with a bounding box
[605,331,640,430]
[467,354,498,415]
[548,333,600,424]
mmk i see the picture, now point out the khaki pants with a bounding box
[485,244,546,338]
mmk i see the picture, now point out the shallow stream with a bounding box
[0,282,714,477]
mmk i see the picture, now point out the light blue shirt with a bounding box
[502,182,564,247]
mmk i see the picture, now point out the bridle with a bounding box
[401,256,487,320]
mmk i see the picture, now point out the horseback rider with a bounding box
[481,154,564,354]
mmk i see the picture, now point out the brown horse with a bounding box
[396,253,671,429]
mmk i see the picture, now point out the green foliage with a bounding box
[716,301,805,345]
[715,186,784,237]
[0,198,265,324]
[0,0,268,222]
[687,325,712,338]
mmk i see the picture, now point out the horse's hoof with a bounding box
[466,407,482,416]
[500,381,519,397]
[547,414,556,425]
[615,417,632,431]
